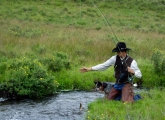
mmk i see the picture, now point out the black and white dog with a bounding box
[94,81,114,98]
[94,80,143,98]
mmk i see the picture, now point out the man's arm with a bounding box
[80,55,117,72]
[129,60,142,78]
[91,55,116,71]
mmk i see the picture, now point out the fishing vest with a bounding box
[114,55,133,84]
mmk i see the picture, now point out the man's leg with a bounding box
[108,87,120,100]
[121,83,134,103]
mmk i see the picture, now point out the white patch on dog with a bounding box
[133,83,138,87]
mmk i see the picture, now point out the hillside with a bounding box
[0,0,165,62]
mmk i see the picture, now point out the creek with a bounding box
[0,91,104,120]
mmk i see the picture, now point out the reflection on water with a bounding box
[0,91,104,120]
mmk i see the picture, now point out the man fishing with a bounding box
[80,42,142,103]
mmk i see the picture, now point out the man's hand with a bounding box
[127,67,135,75]
[80,67,92,72]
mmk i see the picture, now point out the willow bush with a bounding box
[0,52,70,99]
[0,57,56,99]
[40,52,71,72]
[151,49,165,86]
[151,49,165,75]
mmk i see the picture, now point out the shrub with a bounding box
[41,52,71,72]
[151,49,165,75]
[9,25,42,38]
[0,57,58,99]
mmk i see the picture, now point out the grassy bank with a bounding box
[86,88,165,120]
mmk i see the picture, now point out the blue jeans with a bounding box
[113,83,141,101]
[114,83,125,90]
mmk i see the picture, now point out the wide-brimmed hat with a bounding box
[112,42,131,52]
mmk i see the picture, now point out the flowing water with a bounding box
[0,91,104,120]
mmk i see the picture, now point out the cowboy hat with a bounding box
[112,42,131,52]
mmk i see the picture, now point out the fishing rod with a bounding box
[89,0,128,54]
[80,0,133,83]
[89,0,128,58]
[87,0,134,83]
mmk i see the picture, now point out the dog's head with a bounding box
[94,81,108,91]
[94,81,102,91]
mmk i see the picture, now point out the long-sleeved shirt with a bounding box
[91,55,142,78]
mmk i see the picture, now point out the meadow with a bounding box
[0,0,165,119]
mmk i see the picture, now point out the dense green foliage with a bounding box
[0,52,70,99]
[151,49,165,75]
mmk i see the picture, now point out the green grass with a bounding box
[86,88,165,120]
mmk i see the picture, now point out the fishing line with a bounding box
[88,0,126,58]
[88,0,128,63]
[88,0,133,75]
[81,0,133,82]
[80,0,82,16]
[79,0,119,47]
[89,0,119,44]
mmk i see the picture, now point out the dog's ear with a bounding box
[94,81,97,84]
[98,81,102,84]
[102,83,108,88]
[97,81,102,86]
